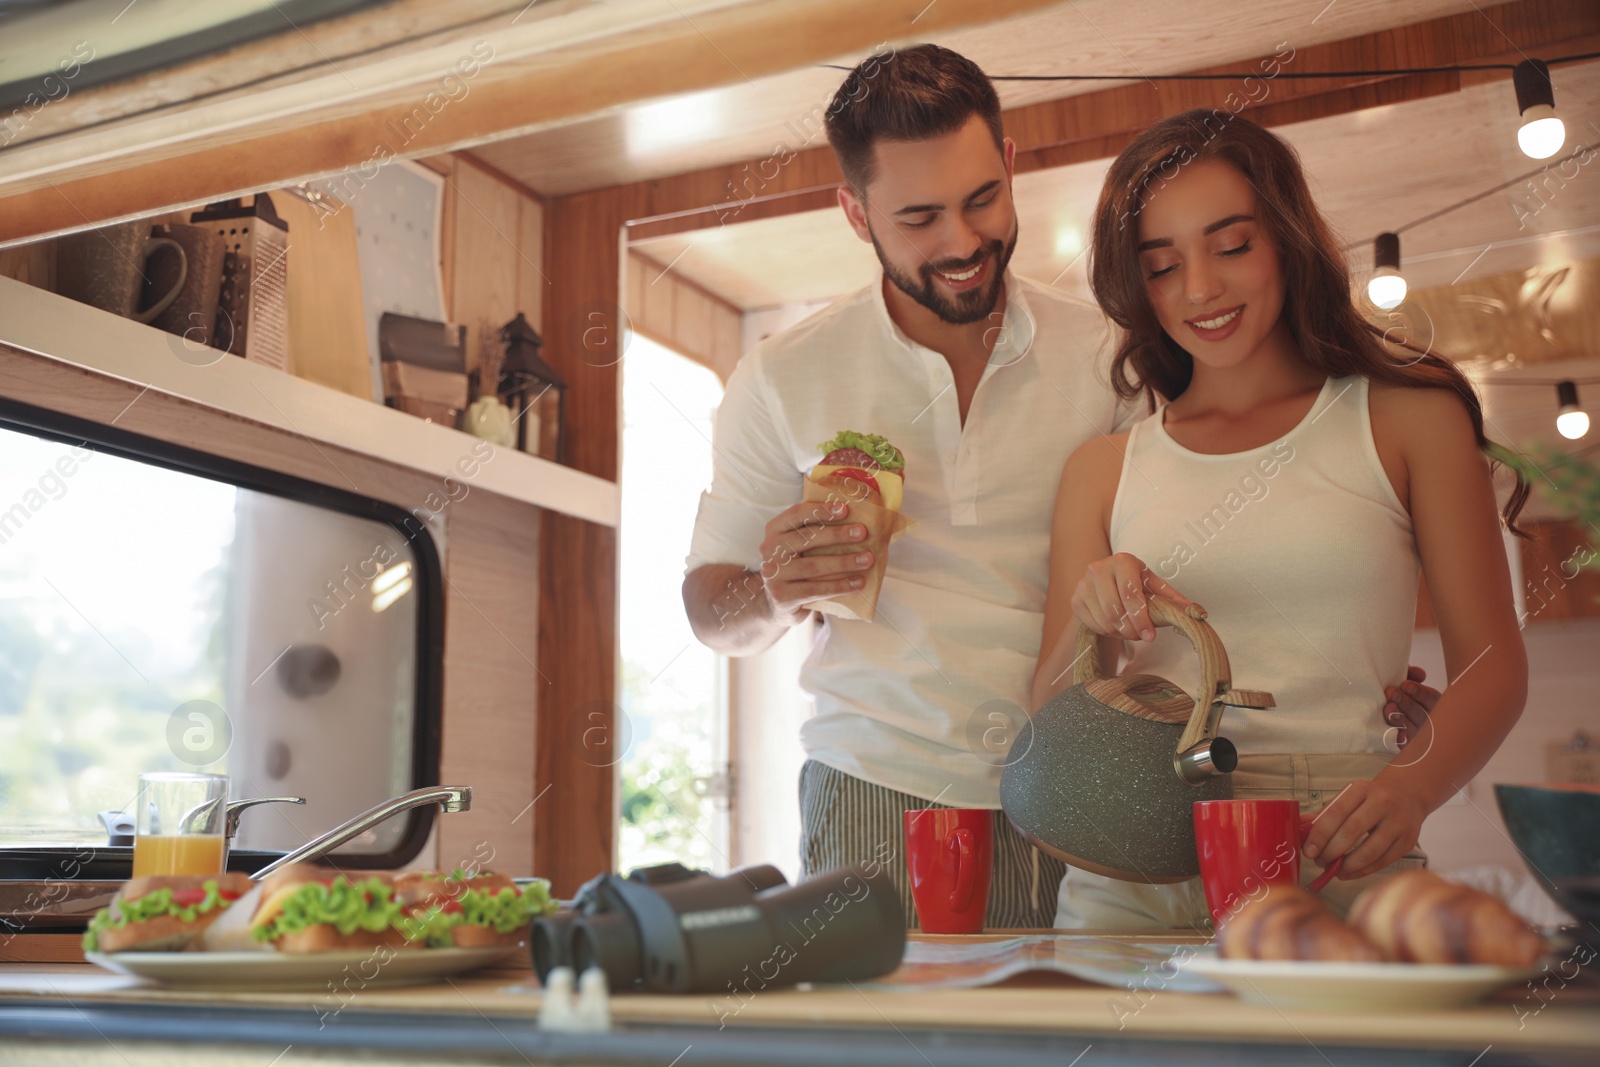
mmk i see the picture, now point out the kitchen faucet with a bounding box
[250,785,472,880]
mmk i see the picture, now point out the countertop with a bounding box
[1,932,1596,1067]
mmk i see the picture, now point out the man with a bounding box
[681,44,1437,928]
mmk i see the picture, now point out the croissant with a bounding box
[1218,883,1384,962]
[1348,869,1545,966]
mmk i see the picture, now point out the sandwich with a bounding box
[810,430,907,511]
[82,873,254,953]
[393,869,557,948]
[800,430,915,622]
[249,863,410,953]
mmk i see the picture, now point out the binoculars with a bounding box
[532,861,905,994]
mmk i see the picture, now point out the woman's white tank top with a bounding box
[1110,375,1418,755]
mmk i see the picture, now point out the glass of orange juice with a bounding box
[132,772,228,877]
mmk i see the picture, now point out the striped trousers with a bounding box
[797,759,1065,930]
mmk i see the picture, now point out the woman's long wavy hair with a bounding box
[1089,108,1529,535]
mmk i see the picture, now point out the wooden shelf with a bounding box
[0,275,618,528]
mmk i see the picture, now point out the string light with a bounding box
[820,50,1600,83]
[1556,381,1589,440]
[1367,232,1406,309]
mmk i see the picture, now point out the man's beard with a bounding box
[870,224,1018,326]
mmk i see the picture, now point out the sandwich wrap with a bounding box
[800,431,916,622]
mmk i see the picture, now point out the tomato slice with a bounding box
[826,447,886,470]
[831,467,881,495]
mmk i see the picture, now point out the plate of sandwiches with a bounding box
[1181,871,1549,1012]
[82,863,559,990]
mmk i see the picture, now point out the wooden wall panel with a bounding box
[624,250,744,382]
[1519,519,1600,625]
[515,194,546,336]
[671,280,715,367]
[0,342,541,877]
[435,493,543,871]
[271,192,374,400]
[0,241,53,291]
[434,160,458,316]
[711,302,743,378]
[537,189,628,894]
[448,157,524,379]
[1415,519,1600,629]
[435,151,549,874]
[638,256,677,339]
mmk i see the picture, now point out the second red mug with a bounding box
[1193,798,1343,928]
[903,808,992,934]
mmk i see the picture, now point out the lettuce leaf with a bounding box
[816,431,904,472]
[404,879,557,946]
[252,876,402,941]
[81,879,234,952]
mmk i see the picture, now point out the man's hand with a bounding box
[1384,665,1441,748]
[759,499,874,623]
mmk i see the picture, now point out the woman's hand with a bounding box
[1301,779,1428,881]
[1071,552,1195,642]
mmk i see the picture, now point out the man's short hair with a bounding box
[824,44,1004,195]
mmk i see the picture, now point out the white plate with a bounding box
[85,945,523,991]
[1181,956,1541,1011]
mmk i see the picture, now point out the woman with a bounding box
[1033,110,1530,929]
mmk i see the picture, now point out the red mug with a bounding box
[1193,798,1344,928]
[903,808,993,934]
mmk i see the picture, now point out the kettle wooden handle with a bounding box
[1070,595,1233,752]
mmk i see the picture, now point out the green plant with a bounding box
[617,660,716,872]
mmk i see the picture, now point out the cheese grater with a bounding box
[189,194,290,370]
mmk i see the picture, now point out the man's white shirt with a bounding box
[687,272,1143,808]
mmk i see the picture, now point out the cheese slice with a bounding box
[810,465,903,512]
[251,881,316,932]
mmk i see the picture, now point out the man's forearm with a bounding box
[683,564,802,656]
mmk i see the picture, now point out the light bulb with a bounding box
[1513,60,1564,160]
[1556,380,1587,440]
[1518,106,1565,159]
[1367,268,1407,310]
[1368,232,1406,309]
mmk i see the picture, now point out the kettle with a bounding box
[1000,596,1274,882]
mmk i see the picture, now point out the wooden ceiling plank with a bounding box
[1,0,531,148]
[0,0,1062,247]
[614,0,1597,240]
[626,186,839,241]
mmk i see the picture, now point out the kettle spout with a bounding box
[1175,737,1237,784]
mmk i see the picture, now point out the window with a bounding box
[0,399,442,870]
[618,336,728,873]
